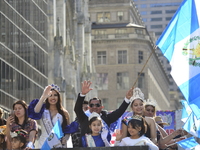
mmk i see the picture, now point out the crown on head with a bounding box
[51,84,60,92]
[145,99,157,107]
[10,129,27,138]
[88,112,101,121]
[132,115,143,121]
[130,87,144,102]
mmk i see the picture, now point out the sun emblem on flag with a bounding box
[182,36,200,66]
[48,133,54,141]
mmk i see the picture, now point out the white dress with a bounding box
[37,110,63,148]
[114,135,159,150]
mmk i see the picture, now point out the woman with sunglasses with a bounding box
[74,80,133,147]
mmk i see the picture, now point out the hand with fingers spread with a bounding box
[126,87,134,99]
[81,80,93,95]
[41,85,52,100]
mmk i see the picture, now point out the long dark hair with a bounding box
[12,100,28,128]
[88,116,102,134]
[128,117,146,137]
[45,89,69,131]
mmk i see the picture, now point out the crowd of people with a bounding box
[0,80,187,150]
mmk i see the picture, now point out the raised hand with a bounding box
[81,80,93,95]
[126,87,134,99]
[115,129,123,141]
[41,85,52,99]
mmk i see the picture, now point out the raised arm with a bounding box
[34,85,52,113]
[106,88,133,123]
[145,117,157,144]
[158,129,184,149]
[74,81,92,122]
[6,116,13,150]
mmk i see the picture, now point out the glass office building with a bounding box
[0,0,48,114]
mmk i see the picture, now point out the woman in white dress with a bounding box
[28,84,71,148]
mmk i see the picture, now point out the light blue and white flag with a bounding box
[41,120,64,150]
[181,100,192,123]
[183,112,200,138]
[156,0,200,119]
[177,136,199,149]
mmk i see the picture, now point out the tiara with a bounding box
[132,115,142,121]
[51,84,60,92]
[10,129,27,138]
[130,87,144,102]
[88,112,101,121]
[145,99,157,107]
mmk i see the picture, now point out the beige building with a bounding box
[89,0,178,111]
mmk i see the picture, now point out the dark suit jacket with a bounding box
[74,93,130,146]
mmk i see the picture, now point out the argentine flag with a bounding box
[156,0,200,119]
[41,120,64,150]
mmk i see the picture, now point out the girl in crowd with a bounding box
[115,115,159,150]
[28,84,71,148]
[144,99,186,150]
[121,88,157,144]
[10,129,27,150]
[6,100,37,149]
[82,112,110,147]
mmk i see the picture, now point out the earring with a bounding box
[138,131,141,136]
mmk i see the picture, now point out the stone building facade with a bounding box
[47,0,97,119]
[89,0,177,110]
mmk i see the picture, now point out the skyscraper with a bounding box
[0,0,48,115]
[133,0,182,39]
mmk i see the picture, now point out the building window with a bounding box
[118,50,127,64]
[150,3,181,7]
[142,18,147,22]
[117,72,129,89]
[138,51,143,63]
[155,32,162,36]
[136,29,143,34]
[102,98,108,110]
[151,11,162,14]
[140,11,147,15]
[94,30,107,39]
[115,29,128,38]
[138,73,145,89]
[140,4,147,8]
[97,51,106,65]
[97,12,110,22]
[117,12,123,21]
[96,73,108,90]
[166,17,172,21]
[151,25,162,29]
[165,10,176,14]
[151,18,162,21]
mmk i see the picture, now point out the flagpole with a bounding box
[132,45,157,88]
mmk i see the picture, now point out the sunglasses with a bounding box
[89,103,101,108]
